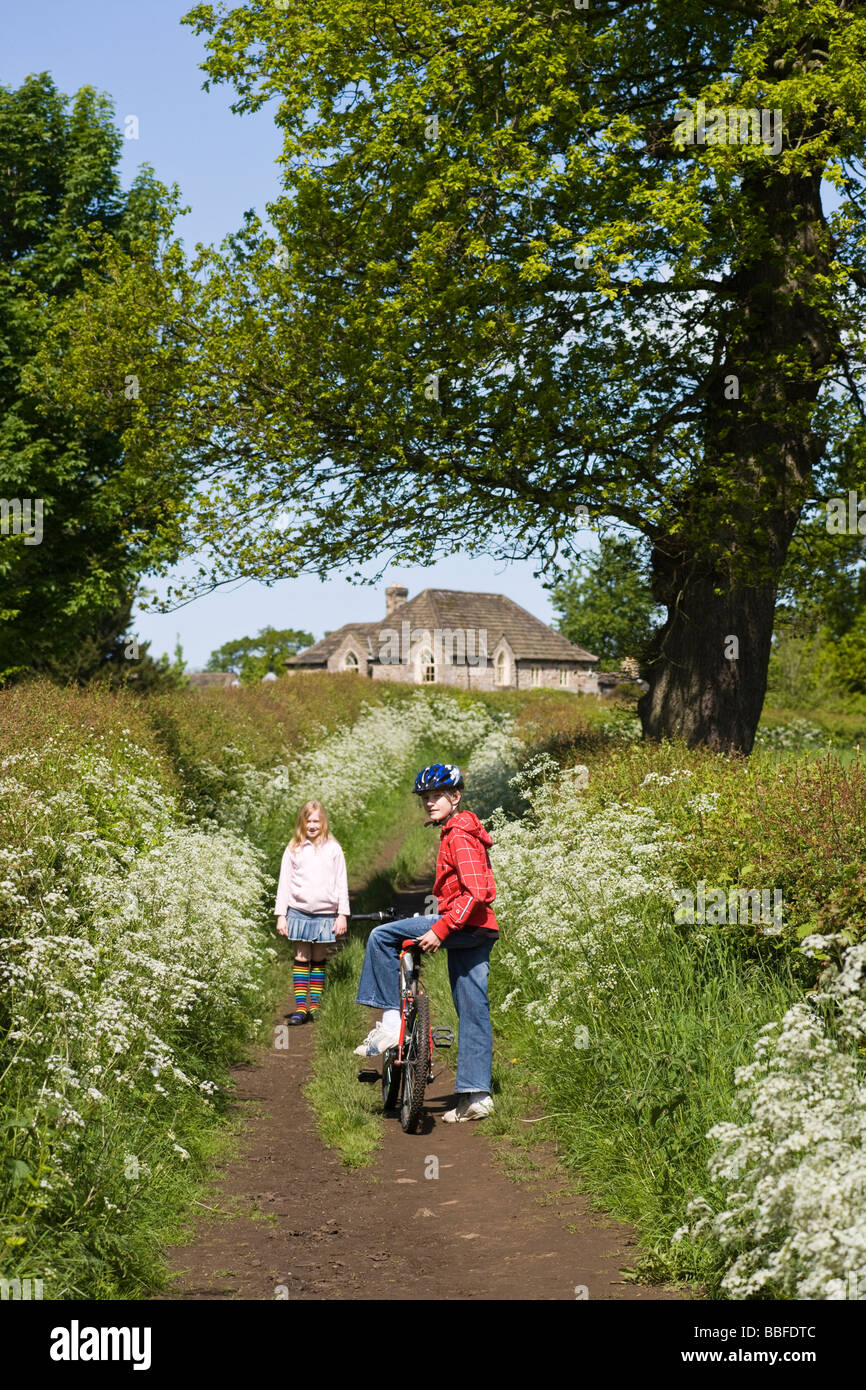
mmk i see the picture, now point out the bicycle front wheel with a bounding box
[400,992,430,1134]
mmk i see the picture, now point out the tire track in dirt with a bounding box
[158,882,685,1301]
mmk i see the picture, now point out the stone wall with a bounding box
[513,663,597,692]
[368,661,500,691]
[319,653,597,693]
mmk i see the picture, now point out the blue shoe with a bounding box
[288,1011,309,1025]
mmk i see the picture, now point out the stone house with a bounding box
[188,671,240,688]
[285,585,601,692]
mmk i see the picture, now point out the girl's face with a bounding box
[422,790,459,823]
[304,810,322,840]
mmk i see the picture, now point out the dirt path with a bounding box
[158,881,685,1302]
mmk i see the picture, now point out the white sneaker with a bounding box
[353,1021,399,1057]
[353,1023,384,1056]
[442,1092,494,1123]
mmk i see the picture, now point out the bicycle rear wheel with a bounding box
[381,1045,400,1110]
[399,992,430,1134]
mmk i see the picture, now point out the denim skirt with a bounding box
[285,910,337,943]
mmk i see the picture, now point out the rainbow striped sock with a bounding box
[293,961,310,1012]
[308,962,327,1012]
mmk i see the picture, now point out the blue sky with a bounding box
[4,0,589,668]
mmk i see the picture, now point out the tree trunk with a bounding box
[639,147,836,752]
[637,546,782,754]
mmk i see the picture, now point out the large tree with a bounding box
[39,5,866,749]
[0,74,192,684]
[206,625,314,682]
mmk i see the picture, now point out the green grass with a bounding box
[388,820,438,888]
[301,984,395,1168]
[487,910,800,1289]
[302,935,385,1168]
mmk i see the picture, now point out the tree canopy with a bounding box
[0,73,194,684]
[34,3,866,748]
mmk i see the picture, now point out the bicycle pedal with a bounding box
[431,1026,454,1049]
[356,1068,379,1084]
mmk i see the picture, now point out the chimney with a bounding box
[385,584,409,616]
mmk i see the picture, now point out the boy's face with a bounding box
[421,789,460,823]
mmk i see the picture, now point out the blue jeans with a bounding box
[356,915,496,1094]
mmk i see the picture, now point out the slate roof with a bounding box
[286,589,597,666]
[285,621,383,667]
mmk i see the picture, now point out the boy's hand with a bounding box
[418,929,441,953]
[276,915,288,937]
[335,914,348,937]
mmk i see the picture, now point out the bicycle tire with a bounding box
[400,991,430,1134]
[381,1045,400,1110]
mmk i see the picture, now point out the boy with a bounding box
[354,763,498,1121]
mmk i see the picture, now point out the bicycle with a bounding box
[352,908,454,1133]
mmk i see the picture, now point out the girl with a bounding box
[275,800,349,1024]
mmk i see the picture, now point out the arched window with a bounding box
[344,651,360,672]
[495,650,509,685]
[420,649,435,683]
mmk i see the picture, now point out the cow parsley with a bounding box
[681,932,866,1299]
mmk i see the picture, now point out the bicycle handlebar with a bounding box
[349,907,403,923]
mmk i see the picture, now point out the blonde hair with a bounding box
[288,800,332,852]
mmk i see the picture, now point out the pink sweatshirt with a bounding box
[274,836,350,918]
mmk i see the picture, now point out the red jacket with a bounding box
[431,810,499,942]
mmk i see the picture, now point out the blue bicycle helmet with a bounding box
[413,763,464,795]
